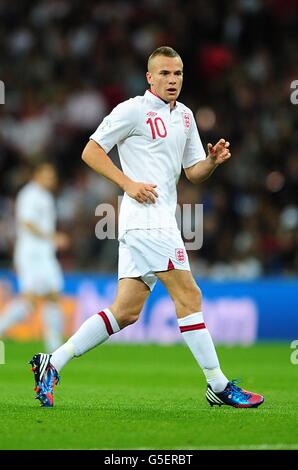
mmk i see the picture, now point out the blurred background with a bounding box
[0,0,297,343]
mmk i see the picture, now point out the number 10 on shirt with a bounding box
[146,117,167,139]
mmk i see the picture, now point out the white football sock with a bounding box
[41,301,64,353]
[0,298,32,335]
[178,312,228,393]
[50,308,120,372]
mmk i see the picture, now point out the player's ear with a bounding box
[146,71,152,85]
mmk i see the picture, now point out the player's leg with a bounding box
[41,291,64,353]
[29,235,151,407]
[155,269,264,408]
[30,277,150,407]
[0,292,35,336]
[2,256,40,332]
[49,277,150,372]
[110,277,151,327]
[0,255,49,336]
[155,269,229,392]
[122,228,227,389]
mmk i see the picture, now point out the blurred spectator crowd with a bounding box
[0,0,297,278]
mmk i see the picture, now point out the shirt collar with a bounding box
[145,89,177,109]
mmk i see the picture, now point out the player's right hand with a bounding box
[123,181,158,204]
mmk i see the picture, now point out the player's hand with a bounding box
[207,139,231,165]
[123,180,158,204]
[53,232,70,251]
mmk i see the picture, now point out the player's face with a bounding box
[36,166,58,191]
[146,56,183,103]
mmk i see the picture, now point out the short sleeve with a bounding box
[182,112,206,169]
[90,98,139,153]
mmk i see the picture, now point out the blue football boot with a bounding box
[206,380,264,408]
[29,353,60,407]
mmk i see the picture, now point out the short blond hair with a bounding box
[147,46,182,71]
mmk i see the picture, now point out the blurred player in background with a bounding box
[0,162,68,352]
[30,47,264,408]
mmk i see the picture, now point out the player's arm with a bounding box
[22,221,49,239]
[184,139,231,184]
[22,222,69,250]
[82,140,158,204]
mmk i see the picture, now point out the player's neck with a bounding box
[148,88,176,110]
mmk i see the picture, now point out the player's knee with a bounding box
[110,306,140,328]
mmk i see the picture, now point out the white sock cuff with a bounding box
[103,308,120,334]
[177,311,204,327]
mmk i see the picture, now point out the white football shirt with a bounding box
[14,181,57,261]
[90,90,206,237]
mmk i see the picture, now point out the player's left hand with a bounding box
[207,139,231,165]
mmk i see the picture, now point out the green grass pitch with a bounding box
[0,341,297,450]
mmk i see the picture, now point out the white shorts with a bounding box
[15,254,64,296]
[118,228,190,291]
